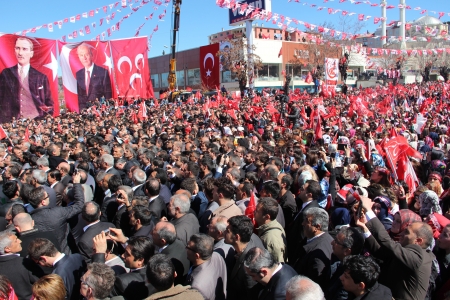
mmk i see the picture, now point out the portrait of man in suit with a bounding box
[76,43,112,111]
[0,37,54,123]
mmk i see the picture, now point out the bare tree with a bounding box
[216,38,263,94]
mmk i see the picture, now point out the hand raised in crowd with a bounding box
[93,231,108,254]
[116,189,130,206]
[72,171,81,184]
[107,228,128,244]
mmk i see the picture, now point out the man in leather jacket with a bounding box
[285,102,300,129]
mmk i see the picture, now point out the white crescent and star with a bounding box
[203,53,214,76]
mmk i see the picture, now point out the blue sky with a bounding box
[0,0,447,58]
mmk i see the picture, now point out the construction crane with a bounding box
[168,0,182,91]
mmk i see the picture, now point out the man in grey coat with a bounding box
[29,172,84,254]
[168,193,199,246]
[185,233,227,300]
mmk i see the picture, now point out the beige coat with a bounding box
[146,285,204,300]
[257,219,287,263]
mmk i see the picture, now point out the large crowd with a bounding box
[0,80,449,300]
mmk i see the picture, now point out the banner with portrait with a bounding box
[59,41,114,113]
[110,37,154,100]
[0,34,59,123]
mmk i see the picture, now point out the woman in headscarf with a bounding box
[408,185,429,214]
[372,195,394,230]
[389,209,422,242]
[419,190,450,238]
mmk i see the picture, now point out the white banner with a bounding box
[325,57,339,86]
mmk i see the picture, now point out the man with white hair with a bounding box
[168,193,200,246]
[100,154,121,177]
[132,168,147,196]
[292,207,333,290]
[36,156,51,173]
[76,42,112,111]
[0,230,38,300]
[32,169,57,208]
[285,275,325,300]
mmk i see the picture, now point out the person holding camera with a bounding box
[285,102,300,129]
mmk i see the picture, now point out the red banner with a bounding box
[59,41,114,113]
[110,37,154,99]
[200,43,220,90]
[0,34,59,123]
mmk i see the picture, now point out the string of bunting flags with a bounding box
[62,0,152,42]
[287,0,450,20]
[216,0,450,42]
[15,1,132,36]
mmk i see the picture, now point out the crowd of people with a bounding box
[0,80,449,300]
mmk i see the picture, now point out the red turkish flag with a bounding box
[0,34,60,122]
[245,192,257,227]
[200,43,220,90]
[58,40,114,113]
[0,126,7,140]
[110,37,154,99]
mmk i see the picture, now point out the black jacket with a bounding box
[17,228,60,259]
[161,239,191,285]
[227,234,265,300]
[113,205,132,237]
[353,282,392,300]
[0,255,40,300]
[148,195,167,219]
[101,196,119,223]
[0,198,23,217]
[78,221,115,261]
[48,155,65,170]
[286,200,320,265]
[278,191,297,226]
[112,267,156,300]
[53,254,86,300]
[257,263,298,300]
[30,183,84,254]
[293,232,334,290]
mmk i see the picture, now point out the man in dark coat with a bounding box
[0,230,40,300]
[76,43,112,111]
[129,205,157,238]
[145,178,167,219]
[152,221,190,285]
[286,180,321,265]
[0,37,54,123]
[91,232,156,299]
[13,212,60,258]
[293,207,333,290]
[226,216,266,300]
[78,202,115,261]
[358,196,435,300]
[243,247,297,300]
[28,238,86,300]
[168,193,200,246]
[29,173,84,254]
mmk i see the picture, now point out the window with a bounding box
[257,64,280,81]
[187,69,201,86]
[176,70,185,88]
[151,74,159,88]
[161,72,169,88]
